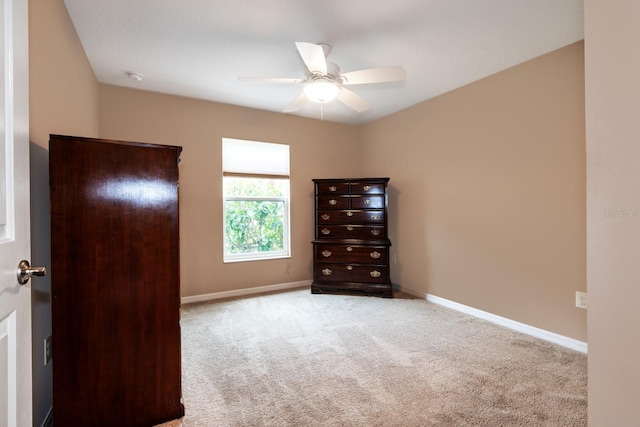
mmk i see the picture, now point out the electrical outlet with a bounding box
[575,291,587,309]
[44,335,52,365]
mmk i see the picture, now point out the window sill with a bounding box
[223,254,291,264]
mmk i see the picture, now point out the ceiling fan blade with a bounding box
[336,88,372,113]
[340,66,406,85]
[295,42,327,75]
[283,92,308,112]
[238,76,305,83]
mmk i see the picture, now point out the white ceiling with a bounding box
[63,0,584,125]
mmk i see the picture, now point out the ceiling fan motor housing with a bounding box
[307,61,341,81]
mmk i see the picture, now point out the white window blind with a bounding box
[222,138,289,176]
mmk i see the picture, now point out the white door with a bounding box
[0,0,31,426]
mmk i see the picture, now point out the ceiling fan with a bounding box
[238,42,406,114]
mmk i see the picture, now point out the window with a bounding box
[222,138,290,262]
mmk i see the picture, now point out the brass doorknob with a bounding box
[17,260,46,285]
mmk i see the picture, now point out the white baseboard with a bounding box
[398,286,587,354]
[181,280,312,305]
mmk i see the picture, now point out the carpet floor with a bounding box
[179,288,587,426]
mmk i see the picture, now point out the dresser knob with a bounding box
[321,228,331,235]
[363,199,371,205]
[346,211,354,217]
[329,186,337,192]
[322,268,332,276]
[346,247,353,252]
[371,229,381,236]
[363,185,371,192]
[321,214,330,220]
[346,265,353,271]
[347,226,354,231]
[370,270,381,278]
[322,250,332,257]
[371,214,380,220]
[370,251,381,259]
[329,199,337,205]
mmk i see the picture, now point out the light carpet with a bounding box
[180,288,587,426]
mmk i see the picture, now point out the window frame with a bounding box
[222,139,291,263]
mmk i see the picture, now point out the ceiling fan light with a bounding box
[304,80,340,103]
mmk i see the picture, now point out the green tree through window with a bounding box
[224,177,287,255]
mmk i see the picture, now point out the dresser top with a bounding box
[312,177,390,184]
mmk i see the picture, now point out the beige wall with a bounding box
[361,42,587,341]
[29,0,100,425]
[29,0,99,148]
[585,1,640,424]
[98,85,361,297]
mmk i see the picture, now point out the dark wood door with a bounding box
[49,134,184,426]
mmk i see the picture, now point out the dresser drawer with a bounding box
[315,244,388,264]
[315,264,388,284]
[350,195,385,210]
[317,196,350,210]
[317,225,386,239]
[317,210,385,225]
[316,182,349,195]
[351,182,385,195]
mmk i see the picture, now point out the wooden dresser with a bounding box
[312,178,392,297]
